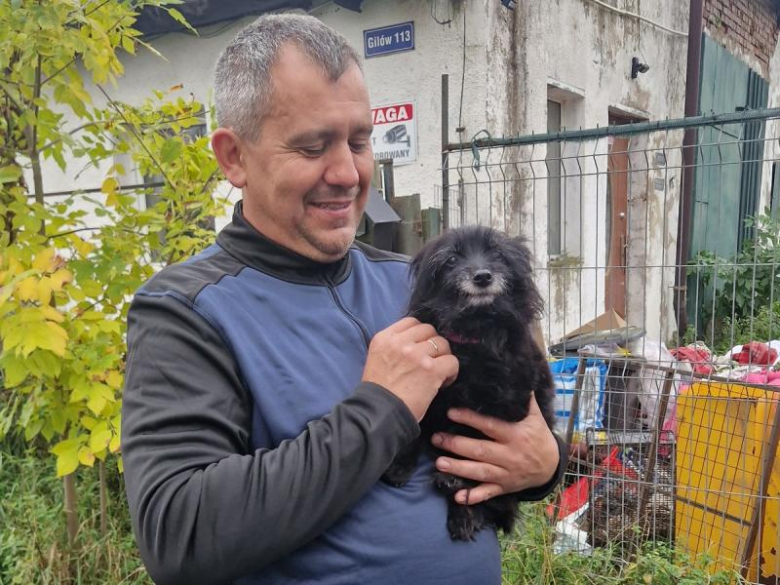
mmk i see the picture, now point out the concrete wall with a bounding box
[479,0,689,345]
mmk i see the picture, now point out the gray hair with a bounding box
[213,13,362,141]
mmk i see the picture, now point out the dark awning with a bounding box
[134,0,313,36]
[365,187,400,225]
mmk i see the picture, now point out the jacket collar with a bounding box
[216,201,352,285]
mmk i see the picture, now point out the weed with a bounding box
[0,446,150,585]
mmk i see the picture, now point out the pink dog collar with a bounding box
[445,332,481,345]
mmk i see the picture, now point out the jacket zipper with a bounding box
[324,275,371,347]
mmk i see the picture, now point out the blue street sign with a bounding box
[363,22,414,59]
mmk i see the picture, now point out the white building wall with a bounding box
[485,0,689,344]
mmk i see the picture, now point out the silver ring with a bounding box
[427,338,439,358]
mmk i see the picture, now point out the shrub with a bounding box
[690,212,780,351]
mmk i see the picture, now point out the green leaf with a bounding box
[0,166,22,184]
[70,378,90,403]
[51,407,66,434]
[31,350,62,377]
[78,446,96,467]
[101,176,119,195]
[121,35,136,55]
[24,419,44,441]
[166,7,197,34]
[2,356,28,387]
[136,38,166,60]
[20,322,68,357]
[160,138,182,164]
[89,421,112,452]
[51,438,81,477]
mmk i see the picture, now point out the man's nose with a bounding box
[324,143,360,188]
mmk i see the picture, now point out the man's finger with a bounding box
[526,394,544,416]
[386,316,420,332]
[446,408,512,441]
[416,335,451,358]
[454,483,504,505]
[401,323,439,344]
[432,432,505,464]
[435,457,506,484]
[436,354,459,383]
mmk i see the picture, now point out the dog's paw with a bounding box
[381,463,414,488]
[433,471,469,495]
[447,506,485,541]
[495,512,516,535]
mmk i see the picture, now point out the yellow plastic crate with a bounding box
[676,381,780,581]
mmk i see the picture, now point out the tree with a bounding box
[0,0,226,546]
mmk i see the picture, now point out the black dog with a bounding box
[383,225,557,541]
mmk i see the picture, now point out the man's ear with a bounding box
[212,128,247,188]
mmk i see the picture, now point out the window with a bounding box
[547,99,562,256]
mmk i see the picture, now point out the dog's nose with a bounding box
[473,270,493,287]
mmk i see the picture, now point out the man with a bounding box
[122,13,566,585]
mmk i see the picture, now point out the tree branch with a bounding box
[197,167,221,197]
[38,120,116,153]
[25,53,46,236]
[96,84,176,191]
[44,227,99,241]
[0,82,25,116]
[46,225,151,241]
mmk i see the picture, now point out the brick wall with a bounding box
[703,0,780,76]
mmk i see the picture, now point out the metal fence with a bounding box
[441,108,780,582]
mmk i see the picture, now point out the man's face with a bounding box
[239,44,374,263]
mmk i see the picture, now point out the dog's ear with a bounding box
[408,245,426,282]
[501,235,545,320]
[406,239,439,317]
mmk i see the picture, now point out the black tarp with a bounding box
[134,0,313,36]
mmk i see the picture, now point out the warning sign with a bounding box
[371,102,416,166]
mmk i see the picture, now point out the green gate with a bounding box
[687,34,769,331]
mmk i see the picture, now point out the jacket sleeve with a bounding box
[121,291,419,585]
[515,433,568,501]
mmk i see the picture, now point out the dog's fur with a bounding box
[382,225,557,541]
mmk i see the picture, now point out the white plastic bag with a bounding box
[627,339,689,430]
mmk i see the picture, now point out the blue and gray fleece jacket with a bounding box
[122,201,565,585]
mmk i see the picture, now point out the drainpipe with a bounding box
[674,0,704,337]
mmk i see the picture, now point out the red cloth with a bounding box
[670,345,713,375]
[742,371,780,385]
[547,447,635,520]
[735,342,778,366]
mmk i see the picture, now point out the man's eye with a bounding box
[300,146,325,157]
[350,142,369,153]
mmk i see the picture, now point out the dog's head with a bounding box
[407,226,543,333]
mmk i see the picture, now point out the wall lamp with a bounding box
[631,57,650,79]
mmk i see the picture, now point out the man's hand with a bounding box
[431,395,559,504]
[363,317,459,421]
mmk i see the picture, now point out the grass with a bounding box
[0,443,150,585]
[0,444,746,584]
[501,504,745,584]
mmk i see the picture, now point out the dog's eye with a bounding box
[445,255,458,267]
